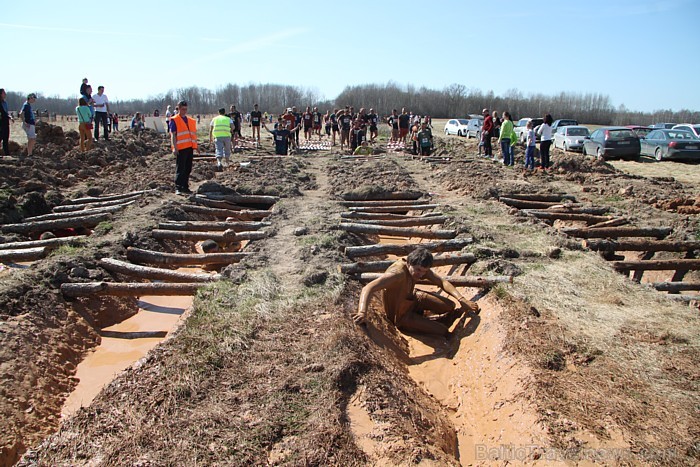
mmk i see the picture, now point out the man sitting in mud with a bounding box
[353,247,479,336]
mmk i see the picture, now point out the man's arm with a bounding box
[353,272,401,324]
[170,124,178,155]
[423,269,480,313]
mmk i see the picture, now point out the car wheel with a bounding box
[563,142,568,152]
[583,145,587,156]
[457,130,462,137]
[466,131,471,139]
[596,147,605,161]
[655,147,663,161]
[445,128,449,135]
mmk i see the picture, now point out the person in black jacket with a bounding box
[0,88,14,156]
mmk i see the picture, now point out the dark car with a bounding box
[626,125,653,138]
[551,119,579,135]
[640,129,700,161]
[582,127,640,161]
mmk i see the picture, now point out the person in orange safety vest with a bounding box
[169,100,201,195]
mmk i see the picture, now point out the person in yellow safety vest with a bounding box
[209,107,233,171]
[169,100,200,195]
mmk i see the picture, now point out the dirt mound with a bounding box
[653,195,700,214]
[213,158,317,197]
[550,153,619,174]
[327,159,420,198]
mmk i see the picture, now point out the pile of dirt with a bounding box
[213,158,317,197]
[430,159,528,199]
[652,195,700,214]
[550,152,619,174]
[326,159,420,198]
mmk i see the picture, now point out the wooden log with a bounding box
[341,191,424,201]
[100,330,168,339]
[126,247,247,267]
[336,223,457,239]
[339,216,447,227]
[181,204,271,220]
[652,282,700,292]
[584,239,700,253]
[151,229,266,242]
[0,247,48,262]
[61,282,206,297]
[339,252,476,274]
[611,259,700,272]
[348,204,439,213]
[587,218,630,229]
[542,206,610,215]
[500,193,576,202]
[65,189,156,205]
[523,211,611,224]
[0,236,87,250]
[344,238,473,259]
[188,196,244,211]
[340,211,443,220]
[357,273,512,287]
[100,258,221,282]
[563,227,672,239]
[24,201,134,222]
[158,221,270,232]
[338,199,430,207]
[200,193,279,206]
[500,197,582,210]
[53,196,140,212]
[1,213,112,235]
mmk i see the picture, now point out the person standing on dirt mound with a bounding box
[20,93,37,157]
[0,88,14,157]
[353,247,479,336]
[481,108,493,158]
[76,97,93,152]
[250,104,262,144]
[92,86,111,141]
[209,107,233,171]
[537,113,553,171]
[262,117,294,155]
[170,100,200,195]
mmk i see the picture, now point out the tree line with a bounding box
[2,82,697,125]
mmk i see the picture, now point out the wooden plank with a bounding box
[157,221,270,232]
[339,199,430,207]
[499,193,576,202]
[348,204,438,213]
[1,213,112,235]
[61,282,206,297]
[341,191,424,201]
[0,247,48,262]
[563,227,672,239]
[0,236,87,250]
[652,282,700,292]
[523,211,611,224]
[100,258,220,282]
[344,238,473,259]
[339,216,447,227]
[339,252,476,274]
[583,239,700,252]
[65,189,156,205]
[611,258,700,271]
[53,196,141,212]
[151,229,266,242]
[126,247,248,267]
[357,273,512,287]
[340,211,443,220]
[337,223,456,240]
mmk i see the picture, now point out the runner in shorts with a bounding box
[324,110,331,137]
[21,93,37,157]
[312,106,322,139]
[250,103,262,144]
[398,107,410,143]
[330,109,339,146]
[368,108,379,143]
[388,109,399,142]
[302,106,313,141]
[338,109,353,151]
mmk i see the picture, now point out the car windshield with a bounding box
[634,128,652,136]
[559,120,577,126]
[458,119,469,125]
[668,131,697,140]
[608,129,636,140]
[567,128,589,136]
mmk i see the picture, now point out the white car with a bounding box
[553,125,590,152]
[444,119,470,136]
[465,118,483,139]
[672,124,700,138]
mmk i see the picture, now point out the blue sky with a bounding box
[2,0,698,113]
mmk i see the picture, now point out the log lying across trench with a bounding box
[500,198,583,210]
[199,192,279,207]
[61,281,207,297]
[522,211,611,224]
[611,259,700,272]
[0,247,48,262]
[158,221,270,232]
[64,189,157,205]
[0,235,88,250]
[53,196,141,212]
[1,213,112,235]
[187,196,244,211]
[340,216,447,227]
[542,206,610,215]
[341,191,424,201]
[23,201,135,222]
[339,199,431,207]
[100,258,221,282]
[499,193,576,202]
[340,211,443,221]
[652,282,700,292]
[151,229,267,242]
[344,238,473,259]
[348,204,439,213]
[587,218,630,229]
[336,223,457,239]
[562,227,672,239]
[357,273,512,287]
[127,247,248,267]
[583,239,700,253]
[339,252,476,274]
[181,204,271,220]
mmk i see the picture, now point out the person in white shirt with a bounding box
[537,114,553,170]
[524,120,537,171]
[92,86,111,141]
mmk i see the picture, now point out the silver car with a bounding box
[553,125,590,152]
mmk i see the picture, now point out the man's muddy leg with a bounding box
[397,311,450,337]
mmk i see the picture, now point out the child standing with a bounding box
[524,120,536,171]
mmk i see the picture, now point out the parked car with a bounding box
[650,123,676,129]
[552,125,590,151]
[582,127,640,160]
[626,125,653,138]
[672,124,700,138]
[640,129,700,161]
[444,119,470,136]
[551,119,579,135]
[465,118,483,139]
[514,118,544,143]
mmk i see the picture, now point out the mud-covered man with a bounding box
[353,247,479,336]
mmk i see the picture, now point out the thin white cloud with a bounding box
[192,28,308,65]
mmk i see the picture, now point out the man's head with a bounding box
[82,78,88,84]
[421,122,427,129]
[407,247,433,280]
[313,106,318,112]
[177,100,188,115]
[392,109,397,115]
[361,140,368,147]
[27,93,37,102]
[292,106,297,112]
[401,107,406,114]
[97,86,104,94]
[218,107,226,115]
[492,110,498,118]
[0,89,5,100]
[482,108,489,116]
[369,108,374,114]
[254,104,258,109]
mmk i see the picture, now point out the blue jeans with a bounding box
[500,139,513,165]
[214,137,232,162]
[525,145,536,169]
